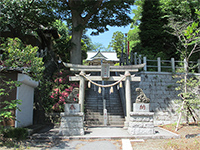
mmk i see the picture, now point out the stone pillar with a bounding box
[124,71,131,128]
[59,104,84,136]
[128,103,154,135]
[128,112,154,135]
[79,71,85,112]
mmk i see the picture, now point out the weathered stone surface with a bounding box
[128,111,154,135]
[133,103,150,112]
[130,112,154,116]
[60,121,83,128]
[60,114,84,122]
[128,128,154,135]
[59,128,84,136]
[59,110,84,136]
[135,88,150,103]
[131,72,181,125]
[129,122,154,128]
[64,104,80,114]
[129,116,154,122]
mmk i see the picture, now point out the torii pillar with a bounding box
[124,71,131,128]
[79,71,85,112]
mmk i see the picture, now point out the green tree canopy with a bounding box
[131,0,144,27]
[160,0,200,21]
[1,0,57,39]
[108,31,125,59]
[138,0,176,59]
[160,0,200,61]
[128,26,140,53]
[0,38,44,81]
[1,0,135,64]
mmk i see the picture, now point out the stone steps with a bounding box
[85,105,124,109]
[84,83,125,126]
[85,115,125,126]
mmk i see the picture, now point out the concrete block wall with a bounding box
[131,72,181,126]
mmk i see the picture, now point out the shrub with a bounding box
[2,127,28,140]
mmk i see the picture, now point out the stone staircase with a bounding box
[84,81,125,126]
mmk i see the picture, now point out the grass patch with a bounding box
[164,137,200,150]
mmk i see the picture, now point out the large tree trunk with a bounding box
[70,10,84,64]
[70,29,83,64]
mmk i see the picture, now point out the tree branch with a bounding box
[188,43,198,59]
[83,0,103,25]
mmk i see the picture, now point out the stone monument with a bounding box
[59,88,84,136]
[128,88,154,135]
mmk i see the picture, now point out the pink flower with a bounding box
[59,78,62,83]
[54,88,59,92]
[68,86,73,91]
[52,103,59,110]
[50,95,54,99]
[61,91,69,97]
[65,88,70,92]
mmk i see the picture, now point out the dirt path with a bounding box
[131,124,200,150]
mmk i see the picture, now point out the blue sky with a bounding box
[86,25,131,49]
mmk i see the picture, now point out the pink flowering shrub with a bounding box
[50,69,79,112]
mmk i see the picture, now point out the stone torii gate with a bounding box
[63,63,145,127]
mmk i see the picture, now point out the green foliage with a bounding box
[82,34,96,52]
[130,0,144,27]
[92,43,107,52]
[50,69,79,112]
[129,0,200,60]
[38,69,79,113]
[0,0,57,35]
[138,0,176,60]
[172,10,200,121]
[167,10,200,69]
[160,0,200,22]
[0,74,22,123]
[175,76,200,113]
[78,1,135,35]
[36,78,54,113]
[0,100,22,121]
[0,38,44,81]
[2,127,28,140]
[128,26,141,54]
[52,20,71,63]
[0,37,44,125]
[160,0,200,61]
[52,20,89,62]
[55,0,135,64]
[108,31,126,59]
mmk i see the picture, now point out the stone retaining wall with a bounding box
[130,72,200,126]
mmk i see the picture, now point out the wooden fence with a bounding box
[132,52,200,73]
